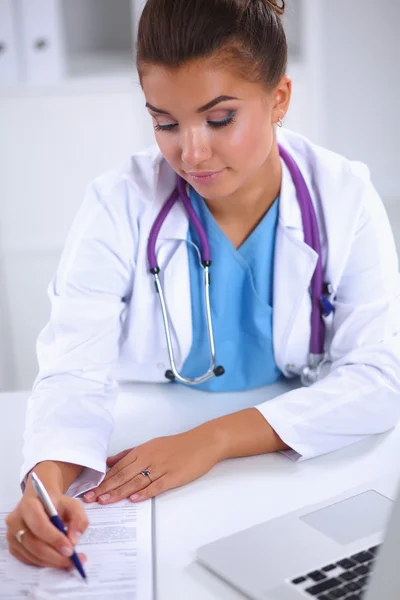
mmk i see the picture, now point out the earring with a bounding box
[277,116,284,128]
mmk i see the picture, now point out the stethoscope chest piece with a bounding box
[300,353,326,387]
[165,365,225,382]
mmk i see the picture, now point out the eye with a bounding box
[154,122,178,132]
[208,110,236,129]
[153,110,237,132]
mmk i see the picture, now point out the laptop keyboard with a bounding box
[289,544,380,599]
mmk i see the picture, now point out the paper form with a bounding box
[0,499,154,599]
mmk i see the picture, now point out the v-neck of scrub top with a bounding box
[180,187,282,392]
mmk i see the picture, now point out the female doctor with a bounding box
[6,0,400,571]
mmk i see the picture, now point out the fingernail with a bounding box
[99,493,110,501]
[61,546,73,557]
[84,491,95,500]
[70,530,81,545]
[130,494,140,501]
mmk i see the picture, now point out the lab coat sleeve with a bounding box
[256,166,400,460]
[20,179,135,497]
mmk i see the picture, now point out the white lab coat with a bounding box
[21,128,400,497]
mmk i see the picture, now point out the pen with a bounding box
[30,472,87,581]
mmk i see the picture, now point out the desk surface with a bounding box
[1,381,400,600]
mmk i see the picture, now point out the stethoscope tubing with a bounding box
[147,144,328,386]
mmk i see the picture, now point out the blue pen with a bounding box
[30,472,87,581]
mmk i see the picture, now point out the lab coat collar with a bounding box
[156,158,189,242]
[277,137,305,233]
[273,148,319,372]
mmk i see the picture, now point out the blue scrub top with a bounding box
[180,187,282,392]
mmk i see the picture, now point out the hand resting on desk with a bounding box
[84,427,221,506]
[83,407,287,505]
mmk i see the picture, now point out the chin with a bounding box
[198,183,235,200]
[194,176,241,199]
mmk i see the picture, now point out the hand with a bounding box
[83,426,222,505]
[6,491,88,569]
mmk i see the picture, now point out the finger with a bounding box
[85,455,139,501]
[21,497,74,557]
[106,449,131,467]
[67,553,88,569]
[10,540,87,570]
[86,458,141,500]
[60,498,89,546]
[9,527,74,569]
[106,452,138,477]
[9,532,52,568]
[65,553,88,571]
[9,543,48,568]
[97,471,156,504]
[129,476,171,502]
[11,542,87,569]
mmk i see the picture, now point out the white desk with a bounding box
[1,381,400,600]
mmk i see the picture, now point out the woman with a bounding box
[6,0,400,571]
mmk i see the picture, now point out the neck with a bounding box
[202,142,282,248]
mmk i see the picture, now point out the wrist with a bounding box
[199,408,289,462]
[24,465,63,499]
[24,461,83,497]
[197,419,229,463]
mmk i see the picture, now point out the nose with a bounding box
[181,128,212,167]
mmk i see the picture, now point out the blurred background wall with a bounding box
[0,0,399,391]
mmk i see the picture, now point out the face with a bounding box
[141,58,291,201]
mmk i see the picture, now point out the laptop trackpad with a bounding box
[300,490,393,545]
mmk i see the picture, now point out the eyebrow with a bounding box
[145,95,239,115]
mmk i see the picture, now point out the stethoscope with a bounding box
[147,144,334,387]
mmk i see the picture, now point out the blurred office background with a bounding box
[0,0,399,391]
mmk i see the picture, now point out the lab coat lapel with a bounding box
[273,159,319,375]
[154,164,192,369]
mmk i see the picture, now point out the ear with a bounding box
[271,75,292,124]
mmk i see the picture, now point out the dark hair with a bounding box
[137,0,287,90]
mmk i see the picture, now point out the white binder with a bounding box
[18,0,65,83]
[132,0,146,44]
[0,0,19,85]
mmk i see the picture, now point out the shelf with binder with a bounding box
[16,0,65,83]
[61,0,135,80]
[0,0,138,93]
[0,0,20,85]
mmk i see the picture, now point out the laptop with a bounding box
[196,475,399,599]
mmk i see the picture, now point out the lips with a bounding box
[187,170,222,177]
[184,169,226,185]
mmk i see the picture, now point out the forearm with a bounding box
[24,461,84,497]
[200,408,289,461]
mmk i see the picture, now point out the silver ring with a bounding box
[140,470,152,483]
[15,529,26,544]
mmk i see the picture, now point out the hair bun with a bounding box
[263,0,285,17]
